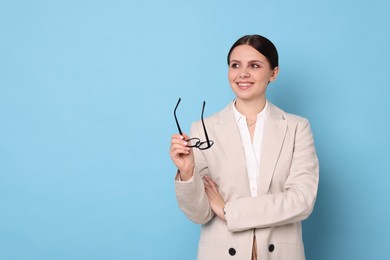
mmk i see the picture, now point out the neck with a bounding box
[235,97,266,119]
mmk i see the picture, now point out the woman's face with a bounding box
[228,44,278,103]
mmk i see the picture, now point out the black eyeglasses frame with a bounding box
[174,98,214,150]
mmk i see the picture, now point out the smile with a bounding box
[236,82,254,89]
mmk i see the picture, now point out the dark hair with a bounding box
[227,34,279,69]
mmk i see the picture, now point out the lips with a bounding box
[236,82,254,90]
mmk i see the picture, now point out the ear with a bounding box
[269,67,279,82]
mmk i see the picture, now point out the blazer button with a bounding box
[228,248,236,256]
[268,244,275,252]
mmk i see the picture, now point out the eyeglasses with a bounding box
[174,98,214,150]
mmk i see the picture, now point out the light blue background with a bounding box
[1,0,389,259]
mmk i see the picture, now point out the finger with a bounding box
[204,176,219,191]
[204,182,217,197]
[171,136,188,146]
[170,144,189,156]
[202,176,212,188]
[170,146,190,158]
[170,137,191,149]
[170,143,190,154]
[171,133,185,139]
[204,186,214,198]
[203,183,212,194]
[171,133,192,142]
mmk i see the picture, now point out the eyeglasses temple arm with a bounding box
[174,98,183,135]
[201,101,211,146]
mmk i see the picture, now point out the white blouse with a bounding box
[232,101,268,197]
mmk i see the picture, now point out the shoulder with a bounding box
[268,102,310,125]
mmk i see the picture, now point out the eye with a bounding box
[251,63,261,69]
[230,63,240,69]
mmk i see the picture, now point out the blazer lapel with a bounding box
[258,103,287,195]
[215,103,250,195]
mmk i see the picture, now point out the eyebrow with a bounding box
[230,59,265,64]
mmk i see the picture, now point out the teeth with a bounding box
[238,83,252,87]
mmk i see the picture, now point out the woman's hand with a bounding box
[203,175,226,221]
[169,133,195,181]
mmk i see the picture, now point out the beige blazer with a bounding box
[175,101,319,260]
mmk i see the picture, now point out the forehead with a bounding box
[229,45,268,62]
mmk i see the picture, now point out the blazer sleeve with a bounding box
[174,122,214,224]
[224,118,319,232]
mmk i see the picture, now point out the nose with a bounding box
[239,68,249,78]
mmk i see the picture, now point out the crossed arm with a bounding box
[171,119,319,231]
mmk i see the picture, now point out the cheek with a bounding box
[255,72,270,82]
[227,73,237,89]
[228,70,236,82]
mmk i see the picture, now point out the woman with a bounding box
[169,34,319,260]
